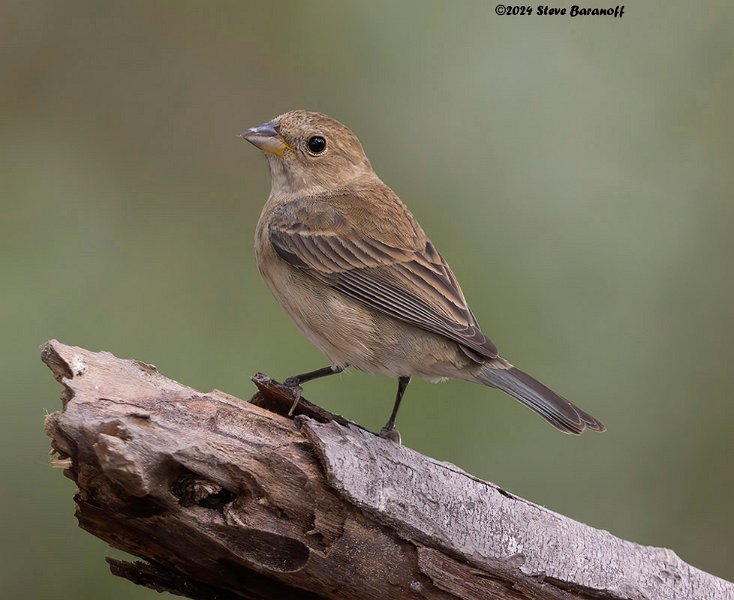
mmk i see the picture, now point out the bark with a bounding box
[41,340,733,600]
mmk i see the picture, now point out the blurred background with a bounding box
[1,1,732,597]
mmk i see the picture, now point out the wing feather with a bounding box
[268,195,498,359]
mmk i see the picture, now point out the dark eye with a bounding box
[307,135,327,154]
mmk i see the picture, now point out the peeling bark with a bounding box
[42,340,733,600]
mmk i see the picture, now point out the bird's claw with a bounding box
[287,385,303,416]
[283,376,301,387]
[378,426,402,444]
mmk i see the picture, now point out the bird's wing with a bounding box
[267,193,498,360]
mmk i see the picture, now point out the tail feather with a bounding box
[478,366,604,434]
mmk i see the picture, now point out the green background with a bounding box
[2,1,732,597]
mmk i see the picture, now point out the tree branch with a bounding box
[42,340,732,600]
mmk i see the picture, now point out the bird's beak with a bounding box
[240,120,293,157]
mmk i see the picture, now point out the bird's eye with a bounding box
[307,136,327,154]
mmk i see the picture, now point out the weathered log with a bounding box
[42,340,733,600]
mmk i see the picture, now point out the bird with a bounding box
[241,110,604,438]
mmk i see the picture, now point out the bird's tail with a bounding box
[477,365,605,434]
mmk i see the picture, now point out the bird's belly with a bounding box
[256,244,473,380]
[256,242,375,366]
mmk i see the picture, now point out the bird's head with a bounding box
[241,110,374,194]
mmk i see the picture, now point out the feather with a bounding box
[267,190,498,360]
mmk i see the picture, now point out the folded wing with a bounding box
[268,195,498,360]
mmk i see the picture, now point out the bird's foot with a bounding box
[286,385,303,416]
[282,377,303,416]
[378,426,402,444]
[283,376,302,387]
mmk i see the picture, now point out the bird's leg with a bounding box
[283,365,344,415]
[379,376,411,440]
[284,365,344,386]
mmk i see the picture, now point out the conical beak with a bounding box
[240,120,293,157]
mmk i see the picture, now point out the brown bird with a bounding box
[242,110,604,438]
